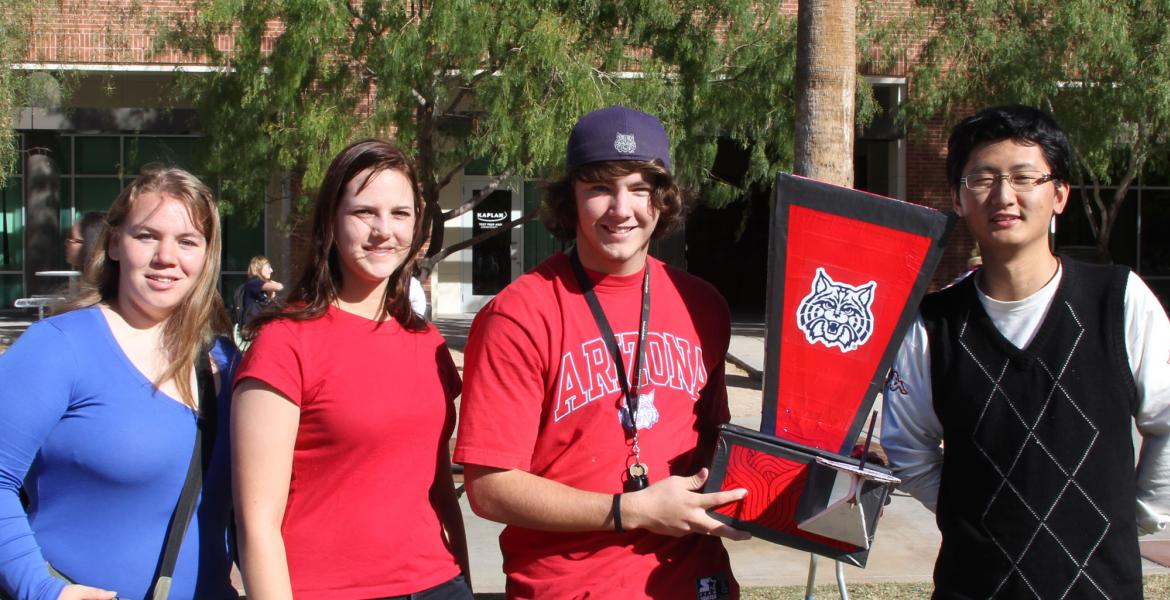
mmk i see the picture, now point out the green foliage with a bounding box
[159,0,807,229]
[0,0,40,187]
[885,0,1170,256]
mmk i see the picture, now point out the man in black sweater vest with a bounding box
[882,105,1170,599]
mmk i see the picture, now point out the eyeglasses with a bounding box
[960,171,1055,192]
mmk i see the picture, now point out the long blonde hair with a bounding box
[246,255,271,280]
[67,164,228,409]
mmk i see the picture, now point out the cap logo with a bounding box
[614,132,637,155]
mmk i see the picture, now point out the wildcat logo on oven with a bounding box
[796,267,876,353]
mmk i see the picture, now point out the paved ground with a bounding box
[3,309,1168,594]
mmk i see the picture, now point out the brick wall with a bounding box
[23,0,274,65]
[906,114,974,288]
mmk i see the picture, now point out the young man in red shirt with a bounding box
[455,106,749,599]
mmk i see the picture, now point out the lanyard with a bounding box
[569,249,653,491]
[569,249,651,433]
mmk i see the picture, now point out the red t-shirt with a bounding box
[455,253,738,600]
[236,306,462,599]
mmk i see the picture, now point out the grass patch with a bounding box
[737,574,1170,599]
[471,575,1170,599]
[742,582,933,599]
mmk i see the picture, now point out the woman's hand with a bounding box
[57,584,117,600]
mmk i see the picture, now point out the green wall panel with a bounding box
[522,180,562,271]
[124,137,197,174]
[1,179,22,270]
[0,274,22,307]
[222,214,265,273]
[75,137,121,175]
[75,178,122,214]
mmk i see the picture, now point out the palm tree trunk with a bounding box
[793,0,857,187]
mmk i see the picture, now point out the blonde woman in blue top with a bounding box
[0,165,238,600]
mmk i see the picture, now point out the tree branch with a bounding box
[343,3,362,38]
[411,87,429,107]
[437,157,475,192]
[441,69,492,116]
[1068,142,1102,241]
[441,85,473,119]
[343,1,361,20]
[442,170,515,221]
[1100,126,1149,254]
[422,208,539,268]
[440,56,506,117]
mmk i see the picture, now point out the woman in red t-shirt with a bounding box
[231,139,471,599]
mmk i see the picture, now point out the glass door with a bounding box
[460,176,522,312]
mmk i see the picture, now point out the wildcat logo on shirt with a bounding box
[618,389,660,430]
[797,267,876,353]
[554,331,708,423]
[886,369,909,395]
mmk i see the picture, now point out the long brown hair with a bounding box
[66,164,228,409]
[244,139,428,338]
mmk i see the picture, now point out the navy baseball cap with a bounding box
[566,105,672,172]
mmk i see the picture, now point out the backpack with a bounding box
[232,282,249,327]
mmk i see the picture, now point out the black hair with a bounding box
[946,105,1073,190]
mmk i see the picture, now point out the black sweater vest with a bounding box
[922,258,1141,600]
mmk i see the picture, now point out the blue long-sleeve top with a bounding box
[0,306,239,600]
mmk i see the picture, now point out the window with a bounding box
[1058,179,1170,307]
[0,137,23,306]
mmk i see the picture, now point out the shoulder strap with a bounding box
[147,343,217,600]
[232,283,248,325]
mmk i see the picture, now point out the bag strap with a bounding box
[147,343,217,600]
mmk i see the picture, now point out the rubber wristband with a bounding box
[612,493,624,533]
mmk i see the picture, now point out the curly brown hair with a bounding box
[541,160,693,242]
